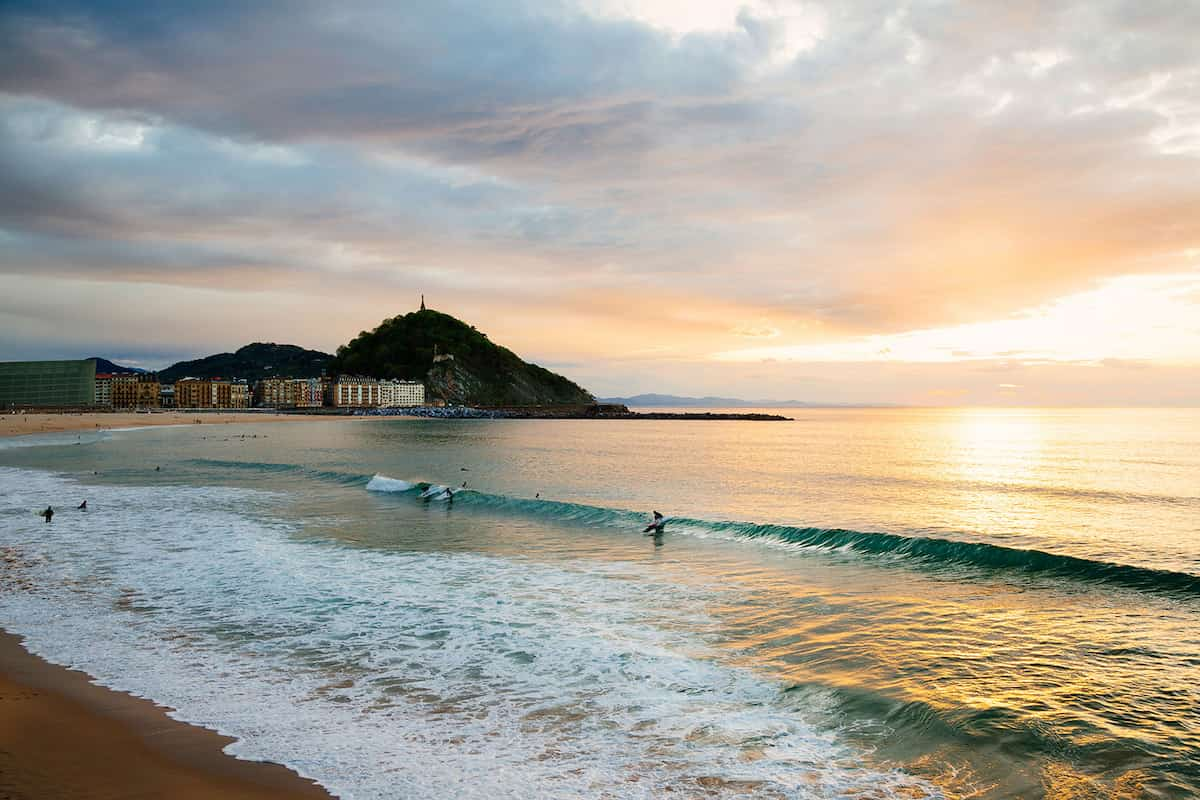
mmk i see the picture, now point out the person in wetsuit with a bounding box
[642,511,665,534]
[41,506,54,523]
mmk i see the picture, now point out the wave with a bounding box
[184,458,370,486]
[364,475,414,493]
[364,473,1200,597]
[0,430,110,450]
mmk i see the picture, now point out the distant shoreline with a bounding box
[0,406,795,439]
[0,411,364,439]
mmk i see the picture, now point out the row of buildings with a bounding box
[0,360,426,410]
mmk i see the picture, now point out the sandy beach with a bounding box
[0,412,348,798]
[0,411,350,439]
[0,631,333,800]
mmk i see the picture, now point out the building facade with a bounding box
[94,373,113,406]
[109,374,138,408]
[174,378,248,409]
[109,374,160,408]
[332,377,382,408]
[379,379,425,407]
[255,377,299,408]
[174,378,209,408]
[0,360,96,408]
[230,381,250,409]
[255,377,325,409]
[296,377,326,408]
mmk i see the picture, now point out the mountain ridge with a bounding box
[87,357,146,375]
[156,343,333,384]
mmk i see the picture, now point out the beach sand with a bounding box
[0,411,350,439]
[0,414,345,797]
[0,630,334,800]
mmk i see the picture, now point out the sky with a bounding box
[1,0,1198,405]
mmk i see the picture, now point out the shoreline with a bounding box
[0,411,360,439]
[0,629,334,799]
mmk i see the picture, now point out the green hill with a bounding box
[158,343,332,383]
[330,309,593,406]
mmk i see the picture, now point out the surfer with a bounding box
[41,506,54,523]
[78,500,87,511]
[643,511,665,534]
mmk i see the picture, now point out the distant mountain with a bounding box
[157,343,333,383]
[88,357,146,375]
[331,308,593,406]
[598,394,893,408]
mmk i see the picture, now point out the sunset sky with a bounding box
[1,1,1198,404]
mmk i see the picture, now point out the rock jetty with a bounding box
[357,404,792,421]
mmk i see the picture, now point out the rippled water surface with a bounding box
[1,408,1198,798]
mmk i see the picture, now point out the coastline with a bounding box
[0,629,334,800]
[0,411,357,439]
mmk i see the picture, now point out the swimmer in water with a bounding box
[78,500,87,511]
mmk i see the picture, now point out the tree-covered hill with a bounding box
[158,343,333,383]
[330,309,593,406]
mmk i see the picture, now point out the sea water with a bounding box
[0,409,1197,798]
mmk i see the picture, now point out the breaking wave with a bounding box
[365,473,1200,597]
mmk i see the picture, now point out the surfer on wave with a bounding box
[642,510,665,534]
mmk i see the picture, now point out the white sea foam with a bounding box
[0,467,938,799]
[0,430,110,450]
[365,474,414,493]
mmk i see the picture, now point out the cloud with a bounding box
[0,0,1198,403]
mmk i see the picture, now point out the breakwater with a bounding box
[355,404,792,420]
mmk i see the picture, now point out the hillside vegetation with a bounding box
[330,309,593,406]
[157,343,333,383]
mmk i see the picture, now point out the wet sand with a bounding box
[0,630,334,800]
[0,411,350,439]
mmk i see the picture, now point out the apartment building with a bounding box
[94,373,113,406]
[256,377,299,408]
[331,377,382,408]
[230,381,250,409]
[111,373,160,408]
[379,379,425,407]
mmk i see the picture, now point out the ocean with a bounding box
[1,408,1197,798]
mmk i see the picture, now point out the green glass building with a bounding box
[0,360,97,408]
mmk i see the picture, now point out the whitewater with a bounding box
[1,408,1197,798]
